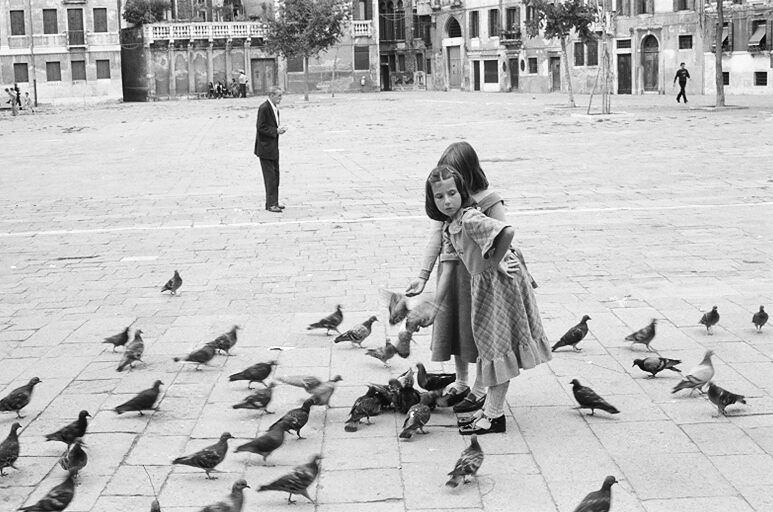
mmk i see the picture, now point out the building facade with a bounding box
[0,0,123,103]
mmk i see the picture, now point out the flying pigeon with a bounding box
[232,383,276,413]
[46,410,90,446]
[0,377,41,419]
[625,319,658,352]
[399,392,439,439]
[699,306,720,335]
[161,270,182,295]
[570,379,619,416]
[573,475,618,512]
[446,433,484,488]
[672,350,715,395]
[256,454,321,504]
[405,301,436,333]
[18,472,75,511]
[173,343,216,370]
[365,339,398,366]
[278,375,343,406]
[0,422,21,476]
[632,357,682,378]
[58,437,88,478]
[115,380,163,415]
[379,289,410,326]
[172,432,233,479]
[103,327,130,352]
[307,305,344,335]
[395,330,413,358]
[234,421,286,465]
[117,330,145,372]
[269,398,314,439]
[334,316,378,348]
[200,479,250,512]
[344,389,382,432]
[229,361,277,388]
[416,362,455,392]
[753,306,768,333]
[707,382,747,416]
[552,315,591,352]
[207,325,240,355]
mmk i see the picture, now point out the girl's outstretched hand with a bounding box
[405,278,427,297]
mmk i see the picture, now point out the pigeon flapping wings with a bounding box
[405,300,438,333]
[378,288,410,326]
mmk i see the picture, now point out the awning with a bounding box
[748,25,766,46]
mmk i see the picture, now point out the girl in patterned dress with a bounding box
[425,165,552,435]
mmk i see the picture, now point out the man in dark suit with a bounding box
[254,86,287,213]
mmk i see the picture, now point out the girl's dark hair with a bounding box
[437,142,489,193]
[425,165,473,221]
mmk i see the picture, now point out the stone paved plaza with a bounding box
[1,92,773,512]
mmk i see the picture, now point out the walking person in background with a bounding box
[254,86,287,213]
[23,92,34,113]
[674,62,690,103]
[5,88,18,116]
[238,70,248,98]
[13,83,21,108]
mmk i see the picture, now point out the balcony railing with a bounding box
[351,20,372,37]
[143,22,268,43]
[499,28,522,49]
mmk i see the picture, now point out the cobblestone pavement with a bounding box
[1,92,773,512]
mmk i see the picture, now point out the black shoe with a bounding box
[277,204,286,210]
[459,415,506,435]
[266,206,283,213]
[453,393,486,414]
[436,387,469,408]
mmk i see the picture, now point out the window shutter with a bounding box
[646,0,653,14]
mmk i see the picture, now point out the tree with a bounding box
[123,0,170,26]
[524,0,597,107]
[713,1,726,107]
[264,0,351,101]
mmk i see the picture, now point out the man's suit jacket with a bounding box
[254,99,279,160]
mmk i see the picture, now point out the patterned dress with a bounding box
[444,207,551,386]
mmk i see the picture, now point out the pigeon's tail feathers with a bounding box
[398,429,413,439]
[114,405,128,415]
[668,366,683,373]
[445,475,463,488]
[672,380,694,393]
[344,421,359,432]
[229,371,246,381]
[551,340,565,352]
[116,360,130,372]
[624,333,636,341]
[600,403,620,414]
[173,357,182,362]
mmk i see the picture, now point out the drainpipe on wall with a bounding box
[27,0,38,106]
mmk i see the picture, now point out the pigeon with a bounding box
[229,361,277,388]
[278,375,343,406]
[632,357,682,378]
[0,377,41,419]
[366,383,396,410]
[552,315,591,352]
[446,433,484,488]
[672,350,715,395]
[200,479,250,512]
[232,383,276,413]
[624,319,658,352]
[334,316,378,348]
[172,432,233,479]
[753,306,768,333]
[707,382,747,416]
[117,330,145,372]
[45,410,90,446]
[570,379,619,416]
[699,306,720,335]
[269,398,314,438]
[0,422,21,476]
[416,362,455,392]
[234,421,285,465]
[256,454,321,504]
[59,437,88,477]
[103,327,130,352]
[395,330,413,358]
[173,343,216,370]
[307,305,344,335]
[392,378,422,415]
[344,388,382,432]
[161,270,182,295]
[573,475,618,512]
[207,325,240,355]
[405,301,436,333]
[379,289,410,325]
[399,392,438,439]
[115,380,163,415]
[365,339,398,366]
[18,472,75,511]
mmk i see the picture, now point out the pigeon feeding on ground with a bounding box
[344,388,383,432]
[256,454,322,504]
[573,475,618,512]
[200,479,250,512]
[570,379,619,416]
[269,398,314,439]
[234,421,286,465]
[552,315,591,352]
[115,380,163,415]
[405,301,436,333]
[707,382,747,416]
[0,377,41,419]
[229,361,277,389]
[446,434,484,488]
[632,357,682,378]
[395,330,413,358]
[278,375,343,406]
[699,306,720,335]
[45,410,90,446]
[207,325,240,355]
[392,377,422,415]
[232,383,276,413]
[173,343,216,370]
[161,270,182,295]
[416,363,455,392]
[379,289,410,325]
[625,319,658,352]
[103,327,130,352]
[366,383,397,410]
[753,306,768,333]
[334,316,378,348]
[0,422,21,476]
[117,330,145,372]
[399,392,439,439]
[365,339,398,366]
[173,432,233,479]
[307,305,344,335]
[672,350,715,395]
[18,472,75,512]
[59,437,88,478]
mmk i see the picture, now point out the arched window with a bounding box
[380,1,396,40]
[447,17,462,38]
[395,0,406,41]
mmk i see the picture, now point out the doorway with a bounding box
[250,59,275,94]
[473,61,480,91]
[509,58,519,91]
[642,35,659,92]
[67,9,85,45]
[549,56,561,92]
[380,64,391,91]
[617,54,632,94]
[447,46,461,88]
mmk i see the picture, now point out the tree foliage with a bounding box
[123,0,170,26]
